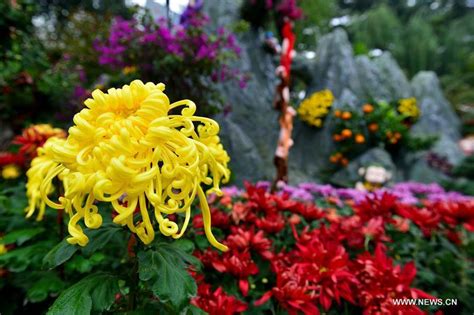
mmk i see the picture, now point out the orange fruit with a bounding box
[334,110,341,118]
[355,134,365,143]
[341,111,352,120]
[341,129,352,138]
[368,123,378,132]
[333,134,342,142]
[362,104,374,114]
[341,158,349,166]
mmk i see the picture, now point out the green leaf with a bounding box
[186,304,207,315]
[66,252,105,273]
[47,273,119,315]
[43,239,78,269]
[81,224,122,256]
[2,227,44,245]
[0,240,53,272]
[138,243,198,308]
[27,272,65,302]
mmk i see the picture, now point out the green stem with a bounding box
[128,237,139,311]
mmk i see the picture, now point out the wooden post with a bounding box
[272,18,296,191]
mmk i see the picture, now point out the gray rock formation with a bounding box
[404,72,464,182]
[204,0,462,185]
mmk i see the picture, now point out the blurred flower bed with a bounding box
[191,183,474,314]
[3,175,471,314]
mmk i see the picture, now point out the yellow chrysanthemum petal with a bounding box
[25,80,230,251]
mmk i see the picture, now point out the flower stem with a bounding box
[128,234,139,311]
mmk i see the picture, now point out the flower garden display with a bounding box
[189,183,473,314]
[0,1,473,314]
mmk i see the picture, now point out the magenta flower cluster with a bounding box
[221,181,472,205]
[93,4,246,87]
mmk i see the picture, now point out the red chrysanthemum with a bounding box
[352,244,435,315]
[209,250,259,296]
[226,227,273,259]
[355,193,398,223]
[396,204,440,236]
[193,207,231,230]
[255,265,320,315]
[192,283,247,315]
[255,213,286,234]
[13,124,66,159]
[0,152,25,167]
[434,200,474,232]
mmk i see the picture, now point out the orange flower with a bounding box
[341,129,352,138]
[362,104,374,114]
[394,132,402,140]
[333,134,342,142]
[334,110,341,118]
[341,158,349,166]
[355,134,365,144]
[368,123,378,132]
[341,111,352,120]
[329,152,342,163]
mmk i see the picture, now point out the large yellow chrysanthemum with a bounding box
[25,80,230,251]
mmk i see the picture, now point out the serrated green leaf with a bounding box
[81,224,122,256]
[43,239,78,269]
[47,273,119,315]
[2,227,45,245]
[159,241,201,269]
[138,243,197,308]
[173,239,195,254]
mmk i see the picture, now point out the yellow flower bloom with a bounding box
[0,243,7,255]
[398,97,420,120]
[2,164,20,179]
[298,89,334,127]
[122,66,137,75]
[25,80,230,251]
